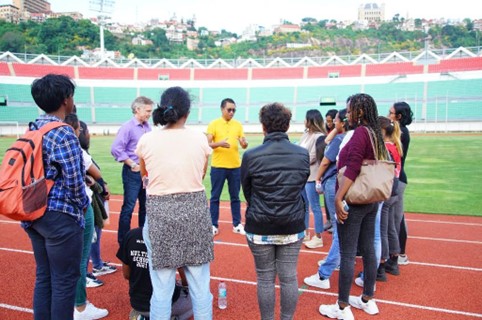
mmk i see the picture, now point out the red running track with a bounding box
[0,196,481,320]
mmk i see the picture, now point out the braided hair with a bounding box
[349,93,388,160]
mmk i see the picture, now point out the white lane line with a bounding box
[405,218,482,227]
[1,274,479,318]
[96,222,482,248]
[212,276,482,318]
[5,216,481,247]
[3,235,482,273]
[88,206,482,227]
[212,242,482,272]
[0,303,33,313]
[409,235,482,245]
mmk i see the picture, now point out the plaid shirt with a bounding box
[22,115,89,228]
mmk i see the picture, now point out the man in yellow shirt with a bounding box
[207,98,248,236]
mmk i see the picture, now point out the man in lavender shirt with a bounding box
[111,96,154,245]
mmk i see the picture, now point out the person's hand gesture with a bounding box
[239,137,248,149]
[219,138,231,148]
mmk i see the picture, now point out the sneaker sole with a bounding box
[304,279,330,290]
[304,243,324,249]
[92,269,117,277]
[349,298,379,315]
[86,282,103,288]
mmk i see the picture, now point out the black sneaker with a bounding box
[385,258,400,276]
[376,264,387,281]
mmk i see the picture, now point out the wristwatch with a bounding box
[130,162,138,169]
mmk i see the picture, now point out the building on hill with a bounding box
[358,3,385,23]
[274,24,301,33]
[0,4,20,23]
[12,0,50,14]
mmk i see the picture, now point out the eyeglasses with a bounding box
[226,108,236,113]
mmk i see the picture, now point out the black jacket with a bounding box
[241,132,310,235]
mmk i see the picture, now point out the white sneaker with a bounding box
[233,224,246,235]
[398,254,409,265]
[92,262,117,277]
[349,295,379,315]
[304,235,324,248]
[86,273,103,288]
[354,276,376,291]
[74,301,108,320]
[318,258,340,271]
[212,226,219,236]
[303,231,311,243]
[303,273,330,289]
[319,303,354,320]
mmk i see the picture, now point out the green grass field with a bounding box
[1,133,481,216]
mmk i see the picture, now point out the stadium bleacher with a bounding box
[0,51,481,127]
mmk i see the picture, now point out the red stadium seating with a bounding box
[252,67,304,80]
[0,62,11,76]
[137,68,191,80]
[193,68,249,80]
[365,62,424,76]
[428,57,482,73]
[78,66,134,80]
[3,56,482,81]
[307,65,362,78]
[12,63,75,78]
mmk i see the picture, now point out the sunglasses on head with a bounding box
[226,108,236,113]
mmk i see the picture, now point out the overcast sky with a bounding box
[6,0,482,34]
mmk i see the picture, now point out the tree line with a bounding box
[0,16,479,60]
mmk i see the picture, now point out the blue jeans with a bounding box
[90,226,103,269]
[119,164,146,244]
[375,202,382,266]
[210,167,241,227]
[337,202,378,304]
[25,210,83,320]
[248,239,303,320]
[318,176,339,278]
[75,205,94,306]
[303,182,324,233]
[143,218,213,319]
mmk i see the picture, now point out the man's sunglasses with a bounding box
[226,108,236,113]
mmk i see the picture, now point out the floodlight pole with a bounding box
[99,16,105,59]
[89,0,115,60]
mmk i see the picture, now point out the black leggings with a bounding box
[399,215,408,254]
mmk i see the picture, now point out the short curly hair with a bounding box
[259,102,292,133]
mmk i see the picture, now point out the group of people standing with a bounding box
[22,72,412,320]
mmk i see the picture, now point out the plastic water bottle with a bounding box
[218,281,227,309]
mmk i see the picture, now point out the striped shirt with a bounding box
[22,115,89,228]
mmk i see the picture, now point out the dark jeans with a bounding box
[248,239,303,320]
[380,195,400,260]
[25,210,83,320]
[118,164,146,244]
[337,202,378,304]
[209,167,241,227]
[90,226,103,269]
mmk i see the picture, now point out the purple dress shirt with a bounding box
[111,117,151,164]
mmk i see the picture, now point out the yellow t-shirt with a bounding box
[207,117,245,168]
